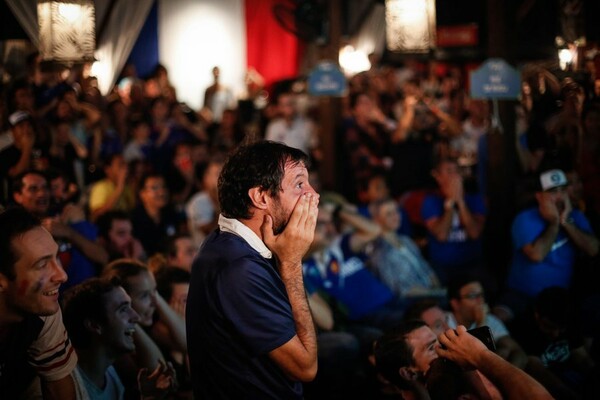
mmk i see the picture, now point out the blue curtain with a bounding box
[127,0,159,79]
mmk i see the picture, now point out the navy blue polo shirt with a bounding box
[186,229,301,399]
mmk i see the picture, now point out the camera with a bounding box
[467,326,496,351]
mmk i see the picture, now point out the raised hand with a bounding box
[436,325,487,370]
[13,128,34,151]
[537,192,560,224]
[137,359,178,400]
[448,175,464,202]
[42,217,72,239]
[559,195,573,224]
[474,303,489,327]
[261,192,319,267]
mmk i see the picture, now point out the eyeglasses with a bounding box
[461,292,484,300]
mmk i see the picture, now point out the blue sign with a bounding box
[308,62,346,96]
[470,58,521,100]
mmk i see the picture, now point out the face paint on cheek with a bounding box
[32,278,44,293]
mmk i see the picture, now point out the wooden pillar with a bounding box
[316,0,342,192]
[485,0,518,289]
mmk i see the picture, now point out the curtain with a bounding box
[351,2,386,58]
[94,0,154,94]
[4,0,153,95]
[244,0,300,87]
[5,0,39,46]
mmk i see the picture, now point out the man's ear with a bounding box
[13,191,23,205]
[84,318,103,335]
[399,366,419,381]
[248,187,268,210]
[0,272,9,293]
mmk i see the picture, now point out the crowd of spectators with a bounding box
[1,50,600,399]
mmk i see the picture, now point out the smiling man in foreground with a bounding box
[0,207,78,399]
[186,141,319,399]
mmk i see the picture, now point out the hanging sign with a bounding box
[308,62,346,97]
[470,58,521,100]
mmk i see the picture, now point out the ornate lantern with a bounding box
[37,0,96,64]
[385,0,436,53]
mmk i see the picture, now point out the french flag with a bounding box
[131,0,301,110]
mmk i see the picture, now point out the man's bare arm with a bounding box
[425,205,455,242]
[437,326,552,399]
[456,199,485,240]
[263,193,319,381]
[561,219,599,257]
[522,222,560,262]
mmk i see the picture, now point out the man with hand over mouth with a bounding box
[187,141,319,399]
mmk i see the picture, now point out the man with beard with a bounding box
[186,141,319,399]
[0,207,77,399]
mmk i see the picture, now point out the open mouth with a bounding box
[43,289,59,296]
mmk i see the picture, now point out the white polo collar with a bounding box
[218,214,272,259]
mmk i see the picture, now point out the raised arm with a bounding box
[262,192,319,382]
[456,203,485,240]
[437,326,552,399]
[560,199,599,257]
[308,292,334,331]
[150,292,187,353]
[522,194,561,262]
[336,204,382,253]
[424,199,455,242]
[391,95,417,143]
[42,218,109,265]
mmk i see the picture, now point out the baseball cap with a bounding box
[9,111,31,127]
[539,169,568,191]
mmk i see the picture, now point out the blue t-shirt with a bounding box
[507,208,593,297]
[60,221,99,292]
[303,234,394,320]
[186,230,301,399]
[421,193,486,268]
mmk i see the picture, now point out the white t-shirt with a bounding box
[265,116,316,155]
[72,365,124,400]
[445,311,509,340]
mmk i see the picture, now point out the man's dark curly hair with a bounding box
[61,277,123,349]
[218,140,309,220]
[0,207,42,279]
[374,320,427,390]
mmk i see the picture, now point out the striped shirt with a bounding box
[28,311,78,381]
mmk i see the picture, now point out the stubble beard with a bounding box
[271,197,290,235]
